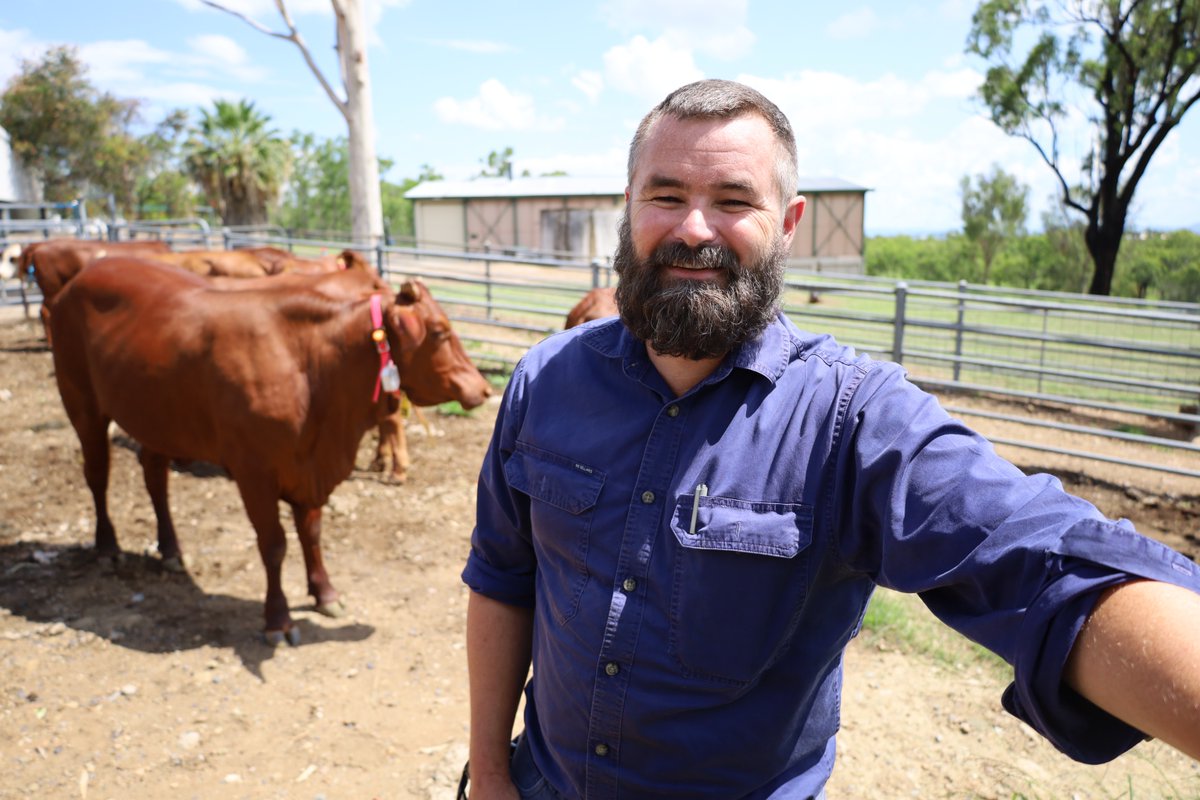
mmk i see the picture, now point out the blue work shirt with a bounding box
[462,313,1199,799]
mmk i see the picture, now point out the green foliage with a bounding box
[967,0,1200,296]
[960,165,1028,284]
[0,45,149,214]
[480,146,515,178]
[866,234,979,283]
[134,109,196,219]
[868,226,1200,302]
[275,132,351,234]
[274,134,432,242]
[184,98,291,227]
[1116,230,1200,303]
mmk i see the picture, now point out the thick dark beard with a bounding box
[612,214,788,360]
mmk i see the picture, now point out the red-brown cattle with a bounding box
[50,258,492,643]
[206,253,439,483]
[564,286,618,329]
[150,249,275,278]
[22,238,172,339]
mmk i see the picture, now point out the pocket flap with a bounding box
[506,445,605,515]
[672,496,813,558]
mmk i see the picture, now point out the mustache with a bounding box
[646,241,741,274]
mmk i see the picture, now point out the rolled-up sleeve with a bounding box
[835,363,1200,763]
[1005,518,1200,762]
[461,360,537,608]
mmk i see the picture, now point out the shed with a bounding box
[405,175,868,271]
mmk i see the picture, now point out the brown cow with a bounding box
[50,258,492,644]
[21,238,172,339]
[206,252,433,483]
[564,286,618,329]
[149,249,275,278]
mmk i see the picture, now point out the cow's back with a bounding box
[52,258,386,499]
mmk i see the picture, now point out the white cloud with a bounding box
[603,36,704,101]
[76,35,268,98]
[826,8,881,40]
[572,70,604,103]
[433,79,565,131]
[0,27,54,88]
[599,0,754,60]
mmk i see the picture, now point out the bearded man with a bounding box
[461,79,1200,800]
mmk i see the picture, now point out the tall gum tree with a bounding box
[968,0,1200,295]
[203,0,383,246]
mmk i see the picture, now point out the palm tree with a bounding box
[185,99,290,227]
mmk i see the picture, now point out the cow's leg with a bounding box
[137,448,184,571]
[370,395,408,483]
[77,414,118,558]
[290,503,344,617]
[234,480,296,645]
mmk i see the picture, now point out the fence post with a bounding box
[375,242,385,278]
[892,281,907,364]
[591,258,601,289]
[484,244,494,320]
[953,279,967,382]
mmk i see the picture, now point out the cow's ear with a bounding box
[396,281,417,305]
[387,306,426,352]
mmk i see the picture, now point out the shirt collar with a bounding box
[580,311,794,388]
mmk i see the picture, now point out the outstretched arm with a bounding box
[1065,579,1200,759]
[466,591,534,799]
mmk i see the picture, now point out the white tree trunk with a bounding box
[336,0,383,246]
[203,0,385,246]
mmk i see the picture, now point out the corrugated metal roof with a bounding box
[404,175,869,200]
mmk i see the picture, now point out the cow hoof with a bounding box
[263,627,301,647]
[316,599,346,618]
[161,554,187,573]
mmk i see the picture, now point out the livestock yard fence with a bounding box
[3,221,1198,482]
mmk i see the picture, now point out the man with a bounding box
[462,79,1200,799]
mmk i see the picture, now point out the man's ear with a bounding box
[783,194,806,239]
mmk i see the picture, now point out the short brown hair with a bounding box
[627,79,799,206]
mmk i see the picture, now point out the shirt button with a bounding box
[622,577,637,592]
[604,662,620,676]
[641,490,655,504]
[667,404,680,417]
[594,743,610,757]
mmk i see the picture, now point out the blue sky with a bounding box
[3,0,1199,235]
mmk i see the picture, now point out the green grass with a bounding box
[858,588,1008,676]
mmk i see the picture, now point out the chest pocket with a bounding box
[505,444,605,625]
[669,495,814,684]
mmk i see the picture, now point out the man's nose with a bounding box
[674,206,718,248]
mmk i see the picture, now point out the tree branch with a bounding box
[201,0,349,120]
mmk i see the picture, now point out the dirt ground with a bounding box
[1,310,1198,800]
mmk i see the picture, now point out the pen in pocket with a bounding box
[689,483,708,535]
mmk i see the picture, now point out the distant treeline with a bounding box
[865,230,1200,303]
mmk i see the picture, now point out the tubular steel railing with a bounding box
[2,230,1197,480]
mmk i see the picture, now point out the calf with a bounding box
[564,286,618,329]
[50,258,491,643]
[22,238,172,340]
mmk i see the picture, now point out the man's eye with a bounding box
[653,195,682,203]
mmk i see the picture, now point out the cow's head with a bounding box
[388,279,491,409]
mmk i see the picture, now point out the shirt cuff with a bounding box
[1004,519,1200,763]
[461,550,537,608]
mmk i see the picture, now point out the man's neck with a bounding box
[647,347,724,397]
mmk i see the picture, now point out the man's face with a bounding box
[615,114,803,360]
